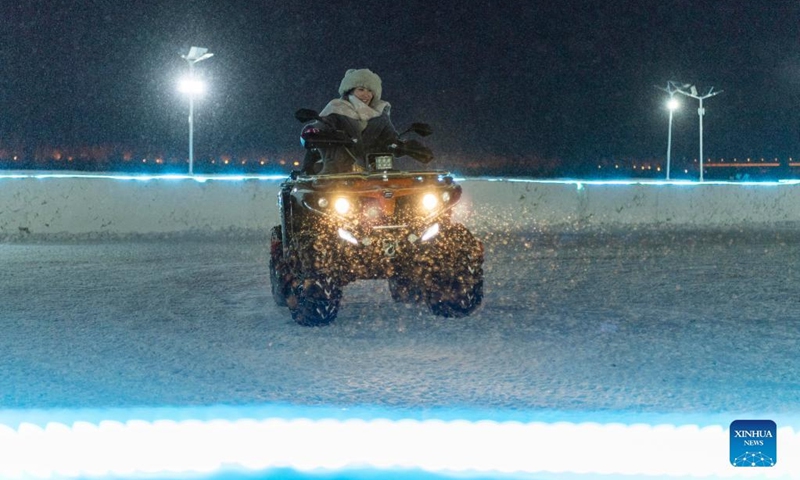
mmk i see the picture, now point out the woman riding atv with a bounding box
[301,68,417,175]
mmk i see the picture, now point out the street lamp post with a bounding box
[667,95,678,180]
[179,46,214,175]
[666,96,678,180]
[655,81,684,180]
[676,84,722,182]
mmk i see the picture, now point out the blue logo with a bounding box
[730,420,776,467]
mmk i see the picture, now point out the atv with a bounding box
[269,109,484,326]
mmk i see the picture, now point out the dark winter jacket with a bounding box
[302,96,399,174]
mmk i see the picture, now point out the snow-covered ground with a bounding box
[2,229,799,416]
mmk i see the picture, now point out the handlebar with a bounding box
[300,126,357,149]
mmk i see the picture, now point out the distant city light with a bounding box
[4,150,800,181]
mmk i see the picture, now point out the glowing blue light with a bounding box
[0,173,289,183]
[467,176,796,187]
[2,172,800,188]
[1,406,799,478]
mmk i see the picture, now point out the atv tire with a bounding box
[291,275,342,326]
[388,275,424,304]
[286,232,343,326]
[425,224,484,318]
[269,226,292,307]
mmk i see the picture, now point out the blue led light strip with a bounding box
[3,172,800,186]
[0,172,288,182]
[1,415,798,478]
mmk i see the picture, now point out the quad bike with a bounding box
[269,109,484,326]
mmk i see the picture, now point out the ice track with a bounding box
[2,229,799,416]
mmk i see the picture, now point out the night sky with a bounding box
[2,0,800,171]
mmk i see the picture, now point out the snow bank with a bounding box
[456,178,800,232]
[0,174,280,239]
[3,173,800,239]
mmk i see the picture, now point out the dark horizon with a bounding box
[3,0,800,173]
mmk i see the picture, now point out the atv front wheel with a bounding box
[286,232,344,326]
[425,224,484,318]
[290,275,342,326]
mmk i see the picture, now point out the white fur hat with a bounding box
[338,68,382,103]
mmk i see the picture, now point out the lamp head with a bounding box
[182,46,214,63]
[178,77,206,95]
[667,97,679,111]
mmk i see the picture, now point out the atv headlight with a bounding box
[334,197,352,215]
[422,193,439,211]
[317,197,329,208]
[338,228,359,245]
[421,223,440,241]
